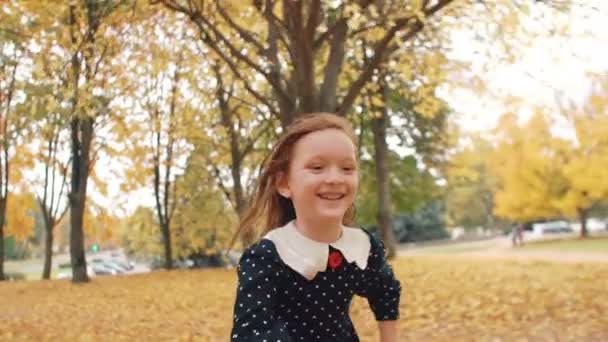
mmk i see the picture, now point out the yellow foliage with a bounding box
[370,94,384,107]
[121,207,163,258]
[556,112,608,216]
[0,258,606,340]
[489,112,569,221]
[488,93,608,224]
[83,203,120,245]
[446,135,496,228]
[5,192,36,242]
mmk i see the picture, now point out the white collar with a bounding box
[263,220,371,281]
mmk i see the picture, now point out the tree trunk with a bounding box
[0,115,8,281]
[279,109,297,129]
[161,222,173,269]
[42,218,54,280]
[371,98,398,259]
[0,208,4,281]
[235,194,254,247]
[578,208,588,238]
[69,117,93,283]
[483,192,494,233]
[319,19,347,113]
[232,162,254,247]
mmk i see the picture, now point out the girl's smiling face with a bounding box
[278,128,358,226]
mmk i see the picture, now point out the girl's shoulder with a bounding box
[358,228,387,252]
[239,238,280,261]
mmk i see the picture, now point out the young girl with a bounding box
[230,113,401,342]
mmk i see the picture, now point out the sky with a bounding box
[439,1,608,136]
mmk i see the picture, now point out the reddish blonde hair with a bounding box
[231,112,358,247]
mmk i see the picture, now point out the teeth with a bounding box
[319,194,344,200]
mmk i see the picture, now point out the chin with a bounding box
[314,210,348,222]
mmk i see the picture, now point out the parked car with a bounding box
[110,258,134,271]
[90,263,119,276]
[525,220,573,240]
[571,218,608,233]
[104,260,129,273]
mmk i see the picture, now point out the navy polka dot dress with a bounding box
[230,230,401,341]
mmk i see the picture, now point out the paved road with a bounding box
[5,249,150,279]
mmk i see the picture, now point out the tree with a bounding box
[82,202,120,248]
[0,1,30,281]
[5,192,36,245]
[24,49,72,279]
[202,63,276,247]
[490,104,608,238]
[490,112,570,224]
[157,0,453,127]
[370,81,398,257]
[154,0,586,253]
[170,153,236,260]
[33,128,70,279]
[446,135,497,230]
[116,9,203,269]
[121,206,162,259]
[555,75,608,236]
[351,21,448,256]
[186,54,276,247]
[54,0,129,282]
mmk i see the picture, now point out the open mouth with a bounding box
[317,193,345,200]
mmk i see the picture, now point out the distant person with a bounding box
[230,113,401,342]
[512,223,524,247]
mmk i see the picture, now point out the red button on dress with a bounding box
[327,250,343,271]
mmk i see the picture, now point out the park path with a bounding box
[398,236,608,264]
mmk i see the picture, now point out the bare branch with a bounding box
[193,12,292,104]
[214,1,266,54]
[338,0,453,115]
[192,26,280,116]
[241,118,273,158]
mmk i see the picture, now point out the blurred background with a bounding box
[0,1,606,281]
[2,1,608,340]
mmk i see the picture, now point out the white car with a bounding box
[524,220,573,240]
[570,218,607,233]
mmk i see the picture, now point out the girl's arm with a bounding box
[355,232,401,341]
[378,320,398,342]
[230,240,289,341]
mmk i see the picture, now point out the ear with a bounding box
[276,171,291,198]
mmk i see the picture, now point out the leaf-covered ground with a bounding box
[1,257,606,341]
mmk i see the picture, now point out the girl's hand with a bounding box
[378,320,398,342]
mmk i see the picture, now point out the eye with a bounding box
[308,164,323,171]
[342,166,356,172]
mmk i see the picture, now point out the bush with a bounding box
[5,272,26,281]
[367,201,449,243]
[3,237,31,260]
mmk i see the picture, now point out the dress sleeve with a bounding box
[231,240,292,341]
[356,232,401,321]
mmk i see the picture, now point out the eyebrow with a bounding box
[304,156,356,163]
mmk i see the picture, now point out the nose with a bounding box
[325,166,344,184]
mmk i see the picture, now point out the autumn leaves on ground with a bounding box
[1,256,606,341]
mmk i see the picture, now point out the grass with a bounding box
[1,257,607,341]
[521,236,608,253]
